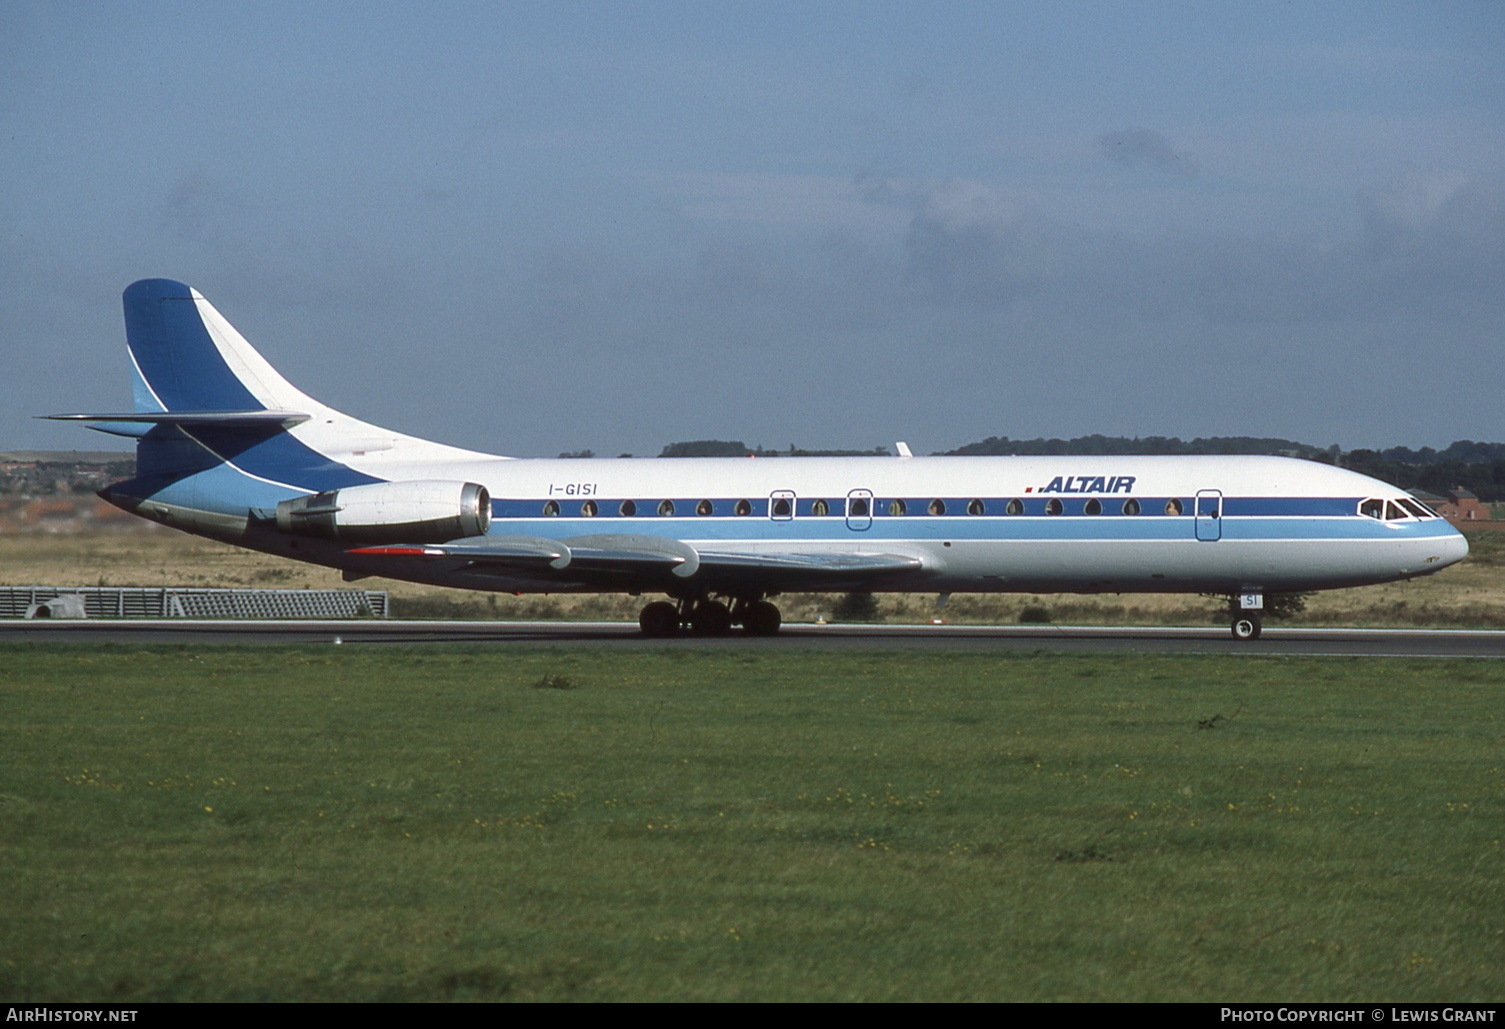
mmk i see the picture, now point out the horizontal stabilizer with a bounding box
[42,410,310,426]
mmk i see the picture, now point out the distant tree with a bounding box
[832,592,880,622]
[1263,592,1313,620]
[659,440,749,457]
[557,449,595,459]
[940,434,1326,459]
[659,441,891,458]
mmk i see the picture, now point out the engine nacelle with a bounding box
[275,480,491,544]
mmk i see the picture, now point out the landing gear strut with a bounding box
[636,595,783,637]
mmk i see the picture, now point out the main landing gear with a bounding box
[638,596,782,638]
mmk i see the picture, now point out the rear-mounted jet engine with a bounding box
[275,480,490,544]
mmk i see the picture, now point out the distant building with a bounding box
[1410,487,1491,523]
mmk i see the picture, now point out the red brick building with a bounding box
[1411,488,1492,522]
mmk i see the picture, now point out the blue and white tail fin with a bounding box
[45,279,502,515]
[123,278,322,417]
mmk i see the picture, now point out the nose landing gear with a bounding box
[1229,592,1264,640]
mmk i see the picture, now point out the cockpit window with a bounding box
[1399,498,1432,519]
[1360,499,1384,519]
[1385,501,1409,520]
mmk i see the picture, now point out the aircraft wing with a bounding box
[349,534,697,576]
[347,534,925,590]
[349,535,570,566]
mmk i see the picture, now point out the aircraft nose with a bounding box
[1442,529,1470,568]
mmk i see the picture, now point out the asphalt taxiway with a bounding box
[3,619,1505,657]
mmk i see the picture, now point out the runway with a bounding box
[3,618,1505,657]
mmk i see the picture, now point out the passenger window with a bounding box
[1122,498,1140,516]
[581,500,597,517]
[849,497,869,517]
[697,499,713,516]
[1385,501,1409,520]
[928,499,946,516]
[619,499,637,517]
[1165,499,1183,516]
[1360,499,1383,519]
[772,497,792,517]
[1005,498,1023,515]
[1045,499,1063,515]
[658,499,676,517]
[888,499,907,516]
[735,498,752,516]
[812,499,829,516]
[967,498,985,515]
[543,500,560,517]
[1084,499,1102,515]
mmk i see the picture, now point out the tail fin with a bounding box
[124,278,319,415]
[45,279,501,519]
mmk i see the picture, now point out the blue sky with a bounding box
[3,1,1501,457]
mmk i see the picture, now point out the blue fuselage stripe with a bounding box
[493,495,1365,519]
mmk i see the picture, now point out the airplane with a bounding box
[45,278,1470,640]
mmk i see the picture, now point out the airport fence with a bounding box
[0,586,389,620]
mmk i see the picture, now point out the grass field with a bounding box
[2,646,1501,1001]
[2,526,1504,628]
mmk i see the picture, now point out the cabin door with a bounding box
[846,489,874,531]
[1195,490,1223,541]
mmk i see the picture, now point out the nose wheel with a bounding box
[1230,613,1262,640]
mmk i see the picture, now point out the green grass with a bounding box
[2,646,1501,1001]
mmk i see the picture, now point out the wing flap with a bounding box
[349,535,568,566]
[696,550,922,574]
